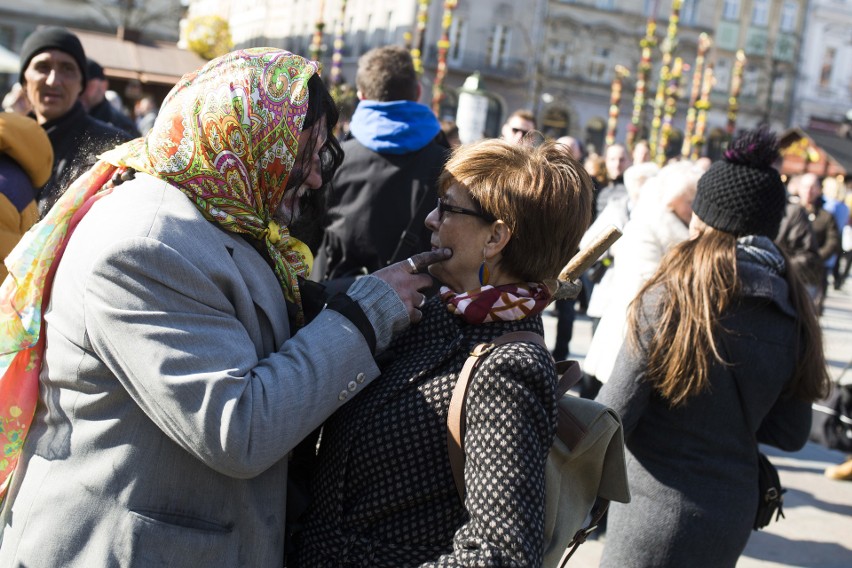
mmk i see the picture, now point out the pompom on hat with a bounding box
[692,126,787,239]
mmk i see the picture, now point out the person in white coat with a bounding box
[583,161,660,330]
[584,160,702,385]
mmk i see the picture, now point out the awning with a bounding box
[779,127,852,178]
[72,28,207,87]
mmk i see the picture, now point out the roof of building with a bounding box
[72,28,207,87]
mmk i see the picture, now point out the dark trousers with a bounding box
[835,251,852,289]
[552,298,575,360]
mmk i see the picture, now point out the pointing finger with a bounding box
[408,248,452,273]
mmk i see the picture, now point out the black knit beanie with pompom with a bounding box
[692,126,787,239]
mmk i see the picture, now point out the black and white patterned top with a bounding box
[293,295,558,567]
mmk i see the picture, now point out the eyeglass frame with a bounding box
[436,197,497,223]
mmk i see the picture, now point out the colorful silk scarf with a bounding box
[0,48,320,498]
[440,282,552,325]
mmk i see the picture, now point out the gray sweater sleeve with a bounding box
[346,275,409,354]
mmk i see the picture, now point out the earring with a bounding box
[478,255,490,286]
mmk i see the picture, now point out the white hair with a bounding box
[623,162,660,201]
[634,160,703,214]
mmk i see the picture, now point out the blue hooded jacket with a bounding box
[349,100,441,155]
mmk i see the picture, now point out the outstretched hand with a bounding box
[373,248,452,323]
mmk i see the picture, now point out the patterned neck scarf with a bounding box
[440,282,552,325]
[0,49,319,498]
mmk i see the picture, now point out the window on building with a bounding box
[713,57,732,93]
[487,24,512,69]
[722,0,740,21]
[771,73,787,103]
[751,0,769,27]
[348,16,359,56]
[449,17,467,64]
[596,0,615,10]
[680,0,698,25]
[500,27,513,69]
[365,13,374,50]
[0,25,12,49]
[548,41,565,74]
[589,46,611,82]
[385,11,394,45]
[780,1,798,32]
[820,47,836,88]
[741,65,760,98]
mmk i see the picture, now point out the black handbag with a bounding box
[754,451,786,530]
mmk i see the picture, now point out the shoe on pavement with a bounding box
[824,458,852,481]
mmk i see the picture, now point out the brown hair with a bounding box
[583,153,607,186]
[355,46,419,102]
[505,109,536,128]
[438,139,593,281]
[628,228,830,406]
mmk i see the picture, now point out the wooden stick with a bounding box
[555,225,622,299]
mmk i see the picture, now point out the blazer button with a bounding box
[348,381,357,392]
[338,390,348,401]
[356,372,366,384]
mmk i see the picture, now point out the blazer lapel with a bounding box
[216,229,291,349]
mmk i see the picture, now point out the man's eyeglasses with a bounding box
[437,198,496,223]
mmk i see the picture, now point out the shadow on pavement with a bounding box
[742,531,852,568]
[781,485,852,517]
[774,461,830,475]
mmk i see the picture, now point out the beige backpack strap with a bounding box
[447,331,553,503]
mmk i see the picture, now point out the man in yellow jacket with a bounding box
[0,112,53,279]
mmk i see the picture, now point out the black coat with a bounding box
[312,136,448,282]
[597,259,813,567]
[89,98,141,138]
[36,102,131,214]
[295,297,557,567]
[776,201,821,285]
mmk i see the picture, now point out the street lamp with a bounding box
[455,72,501,144]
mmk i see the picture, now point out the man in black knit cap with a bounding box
[19,26,130,214]
[81,58,140,137]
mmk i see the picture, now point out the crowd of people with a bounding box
[0,25,848,567]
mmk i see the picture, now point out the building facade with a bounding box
[182,0,828,153]
[710,0,809,132]
[789,0,852,128]
[539,0,716,152]
[184,0,545,138]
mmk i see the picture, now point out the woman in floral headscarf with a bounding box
[0,48,446,567]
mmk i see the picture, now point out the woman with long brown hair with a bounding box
[596,127,830,567]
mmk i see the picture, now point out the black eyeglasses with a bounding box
[437,198,496,222]
[511,127,529,136]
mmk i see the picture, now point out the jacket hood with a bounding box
[349,100,441,155]
[738,262,795,317]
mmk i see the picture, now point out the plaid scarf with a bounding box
[440,282,552,324]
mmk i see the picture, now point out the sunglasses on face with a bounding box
[437,197,496,223]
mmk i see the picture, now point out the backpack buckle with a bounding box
[470,343,495,357]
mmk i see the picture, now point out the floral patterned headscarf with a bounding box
[0,48,321,498]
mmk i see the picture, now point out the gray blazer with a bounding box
[0,174,406,567]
